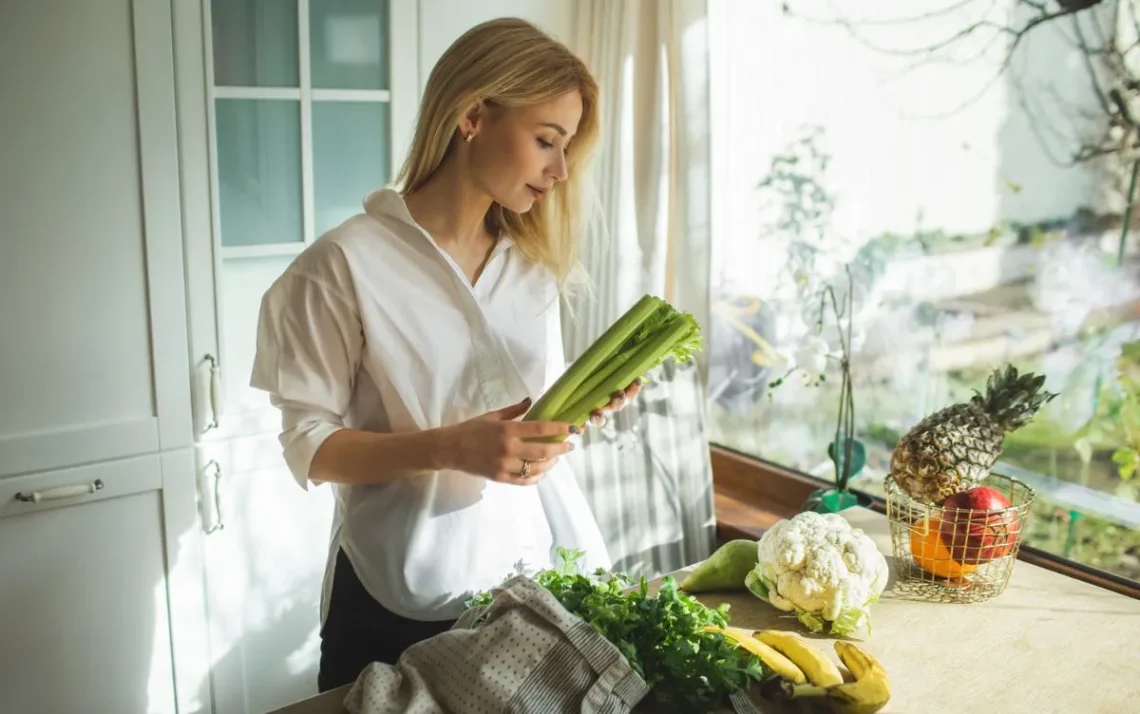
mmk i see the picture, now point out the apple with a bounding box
[938,486,1019,565]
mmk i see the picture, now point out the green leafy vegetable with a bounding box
[465,548,765,713]
[524,294,703,434]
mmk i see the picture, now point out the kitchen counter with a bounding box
[271,507,1140,714]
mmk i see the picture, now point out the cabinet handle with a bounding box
[200,354,222,434]
[16,479,105,504]
[204,460,224,534]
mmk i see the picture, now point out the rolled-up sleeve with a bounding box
[250,267,363,490]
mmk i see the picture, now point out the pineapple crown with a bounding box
[970,364,1059,432]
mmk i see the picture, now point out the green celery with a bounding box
[525,294,663,422]
[555,314,699,428]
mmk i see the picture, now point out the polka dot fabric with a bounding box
[342,576,651,714]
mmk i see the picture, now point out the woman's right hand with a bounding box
[439,398,577,485]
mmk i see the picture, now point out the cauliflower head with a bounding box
[744,511,888,638]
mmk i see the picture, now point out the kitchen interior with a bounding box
[3,1,1140,713]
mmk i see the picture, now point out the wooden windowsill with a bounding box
[709,443,1140,600]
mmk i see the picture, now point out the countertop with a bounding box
[271,507,1140,714]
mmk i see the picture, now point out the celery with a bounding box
[523,294,703,440]
[555,311,701,429]
[525,294,663,422]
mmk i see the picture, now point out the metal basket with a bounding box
[885,472,1035,603]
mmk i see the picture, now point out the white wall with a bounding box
[415,0,577,94]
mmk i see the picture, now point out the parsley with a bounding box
[465,548,767,713]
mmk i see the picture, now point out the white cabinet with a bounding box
[0,453,211,714]
[0,0,192,478]
[197,435,336,714]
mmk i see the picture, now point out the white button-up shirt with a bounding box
[250,188,611,622]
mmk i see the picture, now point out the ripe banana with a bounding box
[754,629,844,687]
[834,640,890,688]
[760,640,892,714]
[707,625,807,684]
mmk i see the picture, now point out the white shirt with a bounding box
[249,188,612,623]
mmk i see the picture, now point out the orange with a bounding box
[909,516,979,579]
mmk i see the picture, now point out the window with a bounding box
[706,1,1140,585]
[207,0,396,258]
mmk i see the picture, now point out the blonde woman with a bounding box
[250,18,640,691]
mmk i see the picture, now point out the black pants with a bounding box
[317,548,456,692]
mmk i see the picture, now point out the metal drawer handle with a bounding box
[15,479,105,504]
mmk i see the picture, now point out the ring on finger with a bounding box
[518,459,531,479]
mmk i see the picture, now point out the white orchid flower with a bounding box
[794,334,832,375]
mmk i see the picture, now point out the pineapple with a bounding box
[891,364,1058,505]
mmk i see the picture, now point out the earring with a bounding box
[464,132,474,143]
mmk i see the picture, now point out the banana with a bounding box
[754,629,844,687]
[811,641,891,714]
[834,640,890,688]
[761,640,892,714]
[707,625,807,684]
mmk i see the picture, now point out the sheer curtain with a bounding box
[561,0,715,578]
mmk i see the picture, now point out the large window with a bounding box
[706,1,1140,584]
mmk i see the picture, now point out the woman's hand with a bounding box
[587,378,643,427]
[440,398,577,485]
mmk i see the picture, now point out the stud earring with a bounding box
[464,132,474,143]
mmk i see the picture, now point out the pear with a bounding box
[679,539,759,592]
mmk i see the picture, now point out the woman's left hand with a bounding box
[588,378,643,427]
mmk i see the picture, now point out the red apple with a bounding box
[938,486,1020,565]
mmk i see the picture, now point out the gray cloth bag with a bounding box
[342,575,651,714]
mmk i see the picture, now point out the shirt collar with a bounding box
[362,187,515,253]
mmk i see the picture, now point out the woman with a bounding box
[249,18,640,692]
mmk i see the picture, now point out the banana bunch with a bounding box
[709,626,891,714]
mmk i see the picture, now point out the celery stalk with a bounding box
[525,294,662,422]
[555,316,697,428]
[563,346,638,407]
[550,300,695,411]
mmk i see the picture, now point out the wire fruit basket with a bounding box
[885,472,1035,603]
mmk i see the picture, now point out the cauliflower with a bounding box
[744,511,889,638]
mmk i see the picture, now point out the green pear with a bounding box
[679,539,760,592]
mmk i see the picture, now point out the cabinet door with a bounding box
[196,435,336,714]
[0,0,192,478]
[175,0,420,443]
[170,2,417,709]
[0,452,212,714]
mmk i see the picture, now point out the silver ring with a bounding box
[518,460,531,479]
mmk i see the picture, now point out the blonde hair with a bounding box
[395,18,600,288]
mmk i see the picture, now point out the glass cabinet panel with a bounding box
[215,99,303,246]
[309,0,390,90]
[312,101,391,235]
[211,0,300,87]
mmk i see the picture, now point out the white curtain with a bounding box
[562,0,715,578]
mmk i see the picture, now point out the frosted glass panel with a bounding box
[313,102,391,235]
[212,0,299,87]
[216,99,303,246]
[310,0,389,90]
